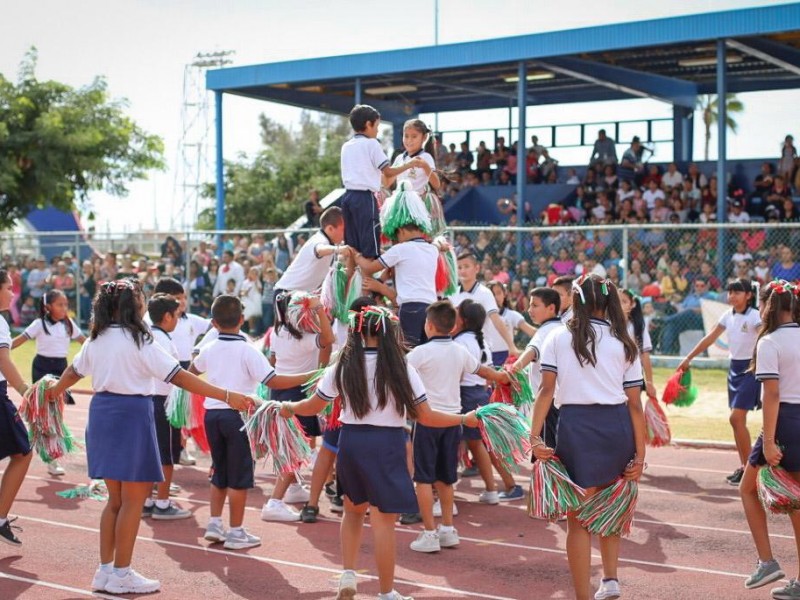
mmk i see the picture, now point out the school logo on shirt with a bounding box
[741,323,748,333]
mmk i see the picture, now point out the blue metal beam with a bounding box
[538,56,697,108]
[214,91,225,245]
[516,62,526,264]
[672,106,694,163]
[727,36,800,77]
[411,76,539,104]
[716,39,728,284]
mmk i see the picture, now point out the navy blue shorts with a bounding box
[460,385,490,441]
[204,409,254,490]
[270,386,321,438]
[32,355,68,383]
[341,189,381,259]
[749,403,800,471]
[556,403,635,489]
[399,302,429,348]
[492,351,509,367]
[412,423,461,484]
[153,395,182,466]
[322,427,341,453]
[337,424,418,513]
[0,383,31,460]
[728,359,761,411]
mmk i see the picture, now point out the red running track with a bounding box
[0,391,795,599]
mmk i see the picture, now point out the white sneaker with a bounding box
[284,483,310,504]
[432,499,458,517]
[179,448,196,466]
[478,490,499,505]
[261,500,301,522]
[104,569,160,594]
[437,526,460,548]
[47,461,65,476]
[91,566,109,591]
[595,578,621,600]
[203,521,227,543]
[336,570,357,600]
[409,530,440,553]
[223,528,261,550]
[379,592,414,600]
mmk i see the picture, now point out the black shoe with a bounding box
[399,512,422,525]
[65,391,76,405]
[461,465,479,477]
[300,504,319,523]
[727,467,744,485]
[329,495,344,513]
[0,518,21,546]
[324,482,336,498]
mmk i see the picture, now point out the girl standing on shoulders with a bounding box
[531,274,646,600]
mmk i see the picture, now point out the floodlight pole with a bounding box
[214,90,225,252]
[716,39,728,284]
[516,61,527,264]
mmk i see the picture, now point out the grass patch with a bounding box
[10,339,91,388]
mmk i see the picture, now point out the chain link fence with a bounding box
[2,223,799,355]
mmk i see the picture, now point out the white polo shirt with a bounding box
[407,336,481,413]
[0,318,11,383]
[451,282,502,354]
[453,331,492,387]
[526,318,564,394]
[560,306,574,325]
[276,230,337,293]
[499,308,526,336]
[23,318,83,358]
[755,324,800,404]
[192,326,219,356]
[626,321,653,354]
[151,327,179,396]
[717,307,761,360]
[378,238,438,305]
[193,333,276,410]
[540,319,643,406]
[341,134,390,192]
[316,350,427,427]
[393,151,436,194]
[170,314,211,363]
[72,326,181,396]
[270,326,322,375]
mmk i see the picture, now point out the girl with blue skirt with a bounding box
[48,279,254,596]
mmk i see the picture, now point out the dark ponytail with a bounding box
[273,293,303,340]
[458,299,488,364]
[39,289,73,337]
[621,289,644,351]
[90,278,151,348]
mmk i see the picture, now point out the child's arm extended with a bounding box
[489,311,520,355]
[381,157,427,179]
[354,253,384,276]
[47,365,82,397]
[269,372,317,390]
[510,347,536,372]
[0,347,31,396]
[677,323,724,372]
[10,335,29,349]
[279,392,329,417]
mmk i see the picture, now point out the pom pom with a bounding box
[435,253,449,295]
[56,480,108,502]
[346,269,363,312]
[443,246,459,297]
[380,181,432,241]
[423,188,447,237]
[286,292,321,333]
[529,457,585,521]
[165,387,191,429]
[490,367,534,410]
[20,376,77,462]
[186,393,210,454]
[644,397,671,447]
[661,369,698,407]
[319,396,343,431]
[758,465,800,514]
[330,261,351,322]
[241,401,313,473]
[475,403,531,472]
[577,478,638,537]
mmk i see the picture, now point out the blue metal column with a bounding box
[672,106,694,164]
[716,40,728,283]
[516,62,527,264]
[214,91,225,251]
[393,121,404,153]
[355,78,362,105]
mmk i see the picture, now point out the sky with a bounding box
[2,0,798,232]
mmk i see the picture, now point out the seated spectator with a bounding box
[456,141,473,173]
[661,162,684,190]
[643,179,665,211]
[747,162,774,217]
[19,296,37,326]
[660,260,688,298]
[552,247,576,276]
[766,175,792,213]
[727,198,750,223]
[658,277,715,354]
[627,259,651,294]
[503,147,518,184]
[772,245,800,281]
[782,197,799,221]
[686,163,708,191]
[565,168,580,185]
[651,197,672,223]
[602,165,618,190]
[641,164,662,189]
[526,149,541,183]
[671,197,689,223]
[619,136,645,183]
[698,261,722,292]
[701,175,719,210]
[475,141,492,177]
[699,203,717,224]
[734,260,754,280]
[754,255,770,282]
[532,256,552,287]
[731,241,753,266]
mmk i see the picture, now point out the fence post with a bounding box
[621,226,629,289]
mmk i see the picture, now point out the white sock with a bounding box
[267,498,283,508]
[100,562,114,574]
[378,591,397,600]
[424,529,436,535]
[209,516,223,527]
[230,526,244,535]
[438,525,454,533]
[155,499,170,510]
[113,566,131,577]
[143,498,155,508]
[0,517,7,526]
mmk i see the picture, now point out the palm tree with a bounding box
[698,94,745,160]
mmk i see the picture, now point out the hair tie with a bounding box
[571,278,586,305]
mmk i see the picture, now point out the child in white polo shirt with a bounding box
[191,295,314,550]
[406,301,509,553]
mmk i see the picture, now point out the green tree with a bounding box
[0,48,165,227]
[198,111,351,229]
[698,93,744,160]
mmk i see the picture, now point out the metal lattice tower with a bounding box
[172,50,234,229]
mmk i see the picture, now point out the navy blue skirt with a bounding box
[556,404,635,488]
[336,424,417,514]
[0,383,31,460]
[87,392,164,482]
[728,359,761,411]
[271,385,321,438]
[749,403,800,471]
[460,385,490,441]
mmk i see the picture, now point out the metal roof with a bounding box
[207,4,800,120]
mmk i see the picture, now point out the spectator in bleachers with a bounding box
[589,128,617,168]
[627,259,651,294]
[771,245,800,281]
[49,261,76,310]
[766,175,792,214]
[661,162,684,190]
[212,249,244,297]
[698,261,722,292]
[552,248,576,276]
[530,135,546,157]
[475,141,492,178]
[78,260,95,328]
[781,197,798,221]
[565,168,580,185]
[456,142,473,173]
[641,164,661,189]
[658,277,715,354]
[747,162,774,217]
[492,137,508,180]
[540,150,558,183]
[727,198,750,223]
[620,136,646,183]
[26,256,49,306]
[778,134,797,185]
[526,149,541,183]
[686,163,708,191]
[503,146,518,184]
[643,179,665,212]
[660,260,688,298]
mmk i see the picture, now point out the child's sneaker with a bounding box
[432,499,458,517]
[223,528,261,550]
[203,521,227,543]
[179,448,196,466]
[745,559,785,589]
[0,518,21,546]
[409,530,440,553]
[152,502,192,521]
[300,504,319,523]
[378,591,414,600]
[336,570,357,600]
[284,483,311,504]
[329,495,344,513]
[437,526,460,548]
[772,579,800,599]
[594,578,621,600]
[47,461,65,476]
[104,568,160,594]
[261,500,301,522]
[399,512,422,525]
[141,504,154,519]
[498,485,524,502]
[478,490,499,505]
[91,566,109,591]
[324,482,337,498]
[727,467,744,486]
